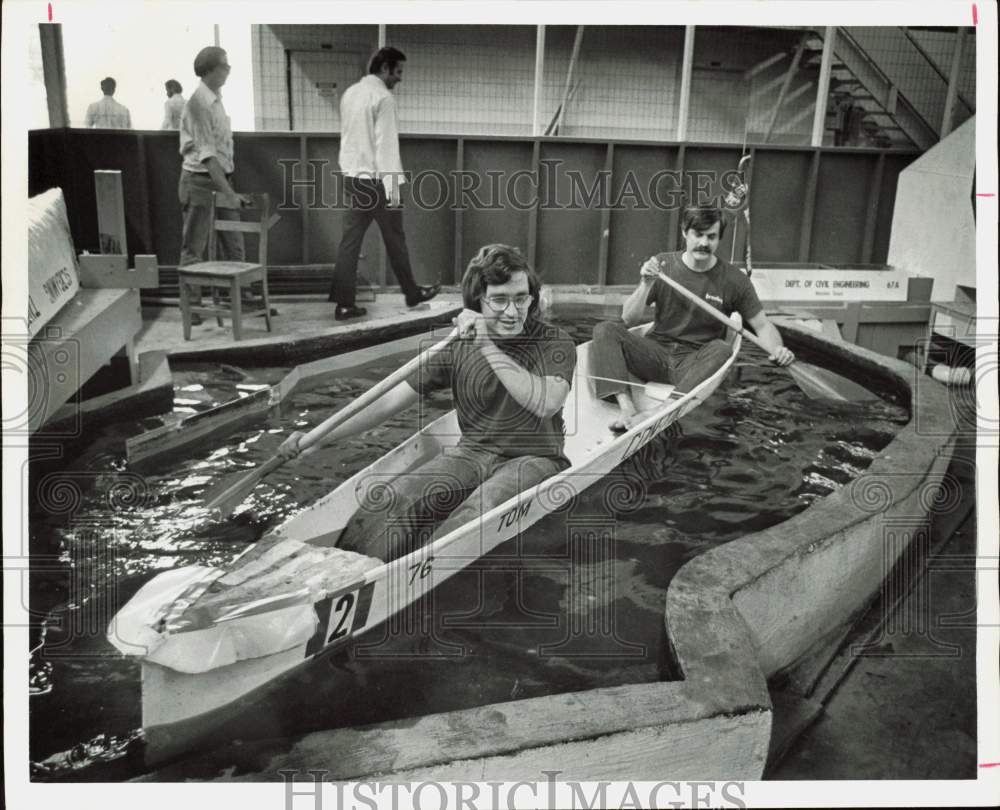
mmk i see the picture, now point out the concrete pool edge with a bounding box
[141,322,958,782]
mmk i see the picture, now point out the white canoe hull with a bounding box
[111,320,742,763]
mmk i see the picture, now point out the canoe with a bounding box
[108,316,743,764]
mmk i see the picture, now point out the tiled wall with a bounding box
[251,24,974,145]
[252,24,815,143]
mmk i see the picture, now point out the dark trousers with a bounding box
[329,176,421,306]
[178,171,244,266]
[338,445,567,563]
[590,320,732,399]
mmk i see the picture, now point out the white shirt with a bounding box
[84,96,132,129]
[161,94,185,130]
[179,82,234,174]
[338,74,406,190]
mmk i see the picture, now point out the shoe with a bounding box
[254,308,280,317]
[335,305,368,321]
[405,284,440,308]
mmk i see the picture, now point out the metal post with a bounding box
[378,25,386,48]
[810,27,836,146]
[532,26,546,136]
[38,24,69,128]
[676,26,695,141]
[214,24,220,47]
[940,28,967,138]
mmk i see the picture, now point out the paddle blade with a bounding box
[788,361,879,402]
[201,455,286,516]
[642,382,676,401]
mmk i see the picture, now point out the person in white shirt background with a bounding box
[161,79,185,130]
[328,46,440,321]
[84,76,132,129]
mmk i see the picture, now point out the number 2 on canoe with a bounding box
[326,591,357,643]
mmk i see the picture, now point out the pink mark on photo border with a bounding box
[972,3,978,24]
[977,193,996,198]
[47,3,52,21]
[980,762,1000,768]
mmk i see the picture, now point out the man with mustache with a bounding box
[591,205,794,431]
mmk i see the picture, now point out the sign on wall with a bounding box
[750,266,912,302]
[27,188,81,338]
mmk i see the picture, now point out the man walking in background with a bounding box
[84,77,132,128]
[329,46,439,321]
[161,79,185,130]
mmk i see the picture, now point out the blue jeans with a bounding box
[590,320,732,399]
[338,444,568,562]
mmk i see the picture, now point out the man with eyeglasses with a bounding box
[279,244,576,562]
[592,205,793,431]
[177,46,252,325]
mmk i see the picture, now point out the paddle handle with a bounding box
[297,328,458,452]
[653,268,768,353]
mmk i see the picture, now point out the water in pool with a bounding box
[27,315,907,779]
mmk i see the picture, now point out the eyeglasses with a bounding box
[483,294,533,313]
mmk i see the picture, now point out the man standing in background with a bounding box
[161,79,185,130]
[328,46,439,321]
[177,46,248,325]
[84,77,132,128]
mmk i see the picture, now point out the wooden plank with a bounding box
[797,151,820,262]
[77,253,159,288]
[861,153,885,264]
[596,143,613,287]
[126,387,277,465]
[453,138,465,284]
[127,331,439,464]
[667,144,686,251]
[300,136,310,264]
[135,134,154,254]
[95,170,128,255]
[527,139,540,268]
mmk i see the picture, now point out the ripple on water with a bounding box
[28,328,909,778]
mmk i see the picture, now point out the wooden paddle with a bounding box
[202,328,458,517]
[654,268,877,401]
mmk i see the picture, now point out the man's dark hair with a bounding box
[681,205,727,237]
[368,46,406,75]
[461,244,541,320]
[194,46,227,78]
[165,79,183,95]
[100,77,116,95]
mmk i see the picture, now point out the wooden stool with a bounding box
[178,192,279,341]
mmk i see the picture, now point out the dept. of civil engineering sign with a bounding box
[750,266,914,302]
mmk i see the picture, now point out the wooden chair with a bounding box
[178,192,279,341]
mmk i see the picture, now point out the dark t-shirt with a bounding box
[646,251,763,349]
[405,318,577,461]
